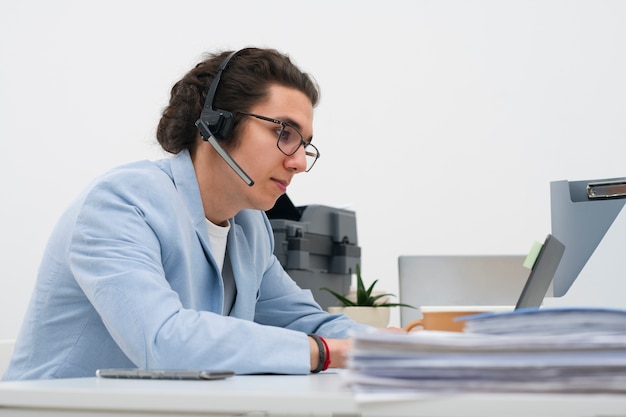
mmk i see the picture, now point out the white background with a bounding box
[1,0,625,338]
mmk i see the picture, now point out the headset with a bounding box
[195,49,255,186]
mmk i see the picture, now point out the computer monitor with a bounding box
[397,255,529,327]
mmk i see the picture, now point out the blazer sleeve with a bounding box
[66,167,338,375]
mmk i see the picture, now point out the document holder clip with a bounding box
[587,180,626,200]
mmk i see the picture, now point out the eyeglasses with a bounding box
[238,111,320,172]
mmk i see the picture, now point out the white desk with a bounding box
[1,373,626,417]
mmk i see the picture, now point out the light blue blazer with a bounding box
[4,150,370,380]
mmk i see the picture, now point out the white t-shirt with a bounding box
[205,219,230,273]
[205,219,235,314]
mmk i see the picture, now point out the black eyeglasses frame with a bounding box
[238,111,320,172]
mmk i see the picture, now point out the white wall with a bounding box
[1,0,625,337]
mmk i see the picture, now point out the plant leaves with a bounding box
[369,293,397,303]
[320,287,357,307]
[319,263,417,309]
[365,280,378,297]
[373,302,417,308]
[355,264,368,305]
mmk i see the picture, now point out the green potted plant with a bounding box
[321,264,415,328]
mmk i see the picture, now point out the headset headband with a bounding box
[194,49,255,186]
[196,49,243,141]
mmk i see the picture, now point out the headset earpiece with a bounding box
[196,108,234,142]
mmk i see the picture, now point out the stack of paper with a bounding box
[464,307,626,335]
[345,307,626,394]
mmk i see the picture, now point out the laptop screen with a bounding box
[515,234,565,309]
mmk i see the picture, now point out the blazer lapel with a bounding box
[168,151,214,260]
[167,150,224,311]
[226,221,257,320]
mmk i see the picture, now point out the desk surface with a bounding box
[1,373,626,417]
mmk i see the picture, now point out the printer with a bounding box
[266,194,361,311]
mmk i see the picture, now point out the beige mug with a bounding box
[403,306,509,332]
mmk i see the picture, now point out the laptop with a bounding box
[398,235,566,327]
